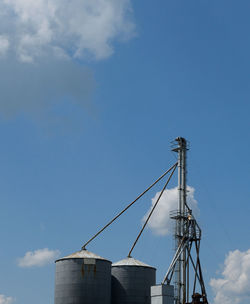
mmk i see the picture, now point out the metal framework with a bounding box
[162,137,208,304]
[82,136,209,304]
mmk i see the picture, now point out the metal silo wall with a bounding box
[55,258,111,304]
[111,266,156,304]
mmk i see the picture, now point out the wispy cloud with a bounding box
[0,0,135,62]
[143,186,199,236]
[0,295,14,304]
[18,248,60,267]
[210,249,250,304]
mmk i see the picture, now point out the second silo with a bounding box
[111,257,156,304]
[55,249,111,304]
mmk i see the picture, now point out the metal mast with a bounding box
[173,137,187,304]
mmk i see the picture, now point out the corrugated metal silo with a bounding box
[111,257,156,304]
[55,249,111,304]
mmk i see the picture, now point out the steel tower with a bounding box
[172,137,188,304]
[162,137,208,304]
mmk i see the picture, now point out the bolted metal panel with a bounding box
[55,250,112,304]
[111,257,156,304]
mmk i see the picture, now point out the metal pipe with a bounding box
[182,141,187,304]
[128,163,177,257]
[172,137,187,304]
[82,162,178,249]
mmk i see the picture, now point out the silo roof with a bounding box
[56,249,111,262]
[112,257,156,269]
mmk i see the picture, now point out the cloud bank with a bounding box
[0,295,14,304]
[210,249,250,304]
[143,186,199,236]
[0,1,135,124]
[0,0,135,62]
[18,248,60,267]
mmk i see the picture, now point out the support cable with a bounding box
[128,163,177,257]
[82,162,178,250]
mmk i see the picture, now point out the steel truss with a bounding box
[162,213,208,304]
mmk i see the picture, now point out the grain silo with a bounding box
[111,257,156,304]
[55,249,111,304]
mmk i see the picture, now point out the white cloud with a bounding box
[0,36,10,56]
[143,186,199,236]
[210,249,250,304]
[0,1,135,125]
[18,248,60,267]
[0,295,14,304]
[0,0,135,62]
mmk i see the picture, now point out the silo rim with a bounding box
[55,249,112,263]
[112,257,156,269]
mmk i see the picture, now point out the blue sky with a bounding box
[0,1,249,303]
